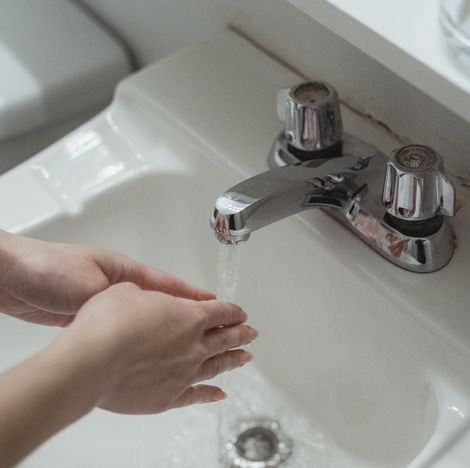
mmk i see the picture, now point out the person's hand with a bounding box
[55,283,257,413]
[0,230,213,326]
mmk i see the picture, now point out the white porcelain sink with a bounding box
[1,30,470,467]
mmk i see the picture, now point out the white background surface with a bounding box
[77,0,470,181]
[289,0,470,123]
[2,30,470,466]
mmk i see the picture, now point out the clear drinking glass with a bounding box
[440,0,470,59]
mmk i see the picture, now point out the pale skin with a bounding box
[0,230,257,467]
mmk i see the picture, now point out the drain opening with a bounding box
[225,418,293,467]
[235,427,278,462]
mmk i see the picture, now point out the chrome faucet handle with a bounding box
[383,144,455,221]
[276,81,343,153]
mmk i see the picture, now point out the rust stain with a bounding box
[339,98,411,145]
[448,171,470,189]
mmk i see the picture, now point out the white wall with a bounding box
[77,0,470,179]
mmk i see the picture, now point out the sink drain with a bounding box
[224,417,293,467]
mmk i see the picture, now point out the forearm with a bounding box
[0,336,103,467]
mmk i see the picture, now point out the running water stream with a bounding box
[216,243,243,465]
[214,244,326,467]
[216,244,242,303]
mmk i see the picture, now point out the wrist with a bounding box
[0,330,107,466]
[45,327,110,417]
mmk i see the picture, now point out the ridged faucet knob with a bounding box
[383,144,455,221]
[276,81,343,153]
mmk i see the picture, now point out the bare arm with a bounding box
[0,231,258,466]
[0,229,214,325]
[0,339,102,467]
[0,284,257,467]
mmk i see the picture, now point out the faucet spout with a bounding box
[210,158,357,245]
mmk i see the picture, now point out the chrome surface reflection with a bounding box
[210,81,456,273]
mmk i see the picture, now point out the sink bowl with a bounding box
[1,30,470,467]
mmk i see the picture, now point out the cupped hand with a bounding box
[0,231,213,326]
[57,283,257,414]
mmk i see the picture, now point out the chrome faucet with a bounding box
[210,81,456,272]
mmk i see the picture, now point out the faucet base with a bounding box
[269,133,455,273]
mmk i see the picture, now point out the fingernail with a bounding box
[247,327,259,340]
[240,352,253,365]
[213,390,227,401]
[239,308,248,322]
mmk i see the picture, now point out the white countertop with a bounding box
[289,0,470,124]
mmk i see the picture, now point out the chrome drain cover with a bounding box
[224,417,293,467]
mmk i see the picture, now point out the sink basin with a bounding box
[1,30,470,467]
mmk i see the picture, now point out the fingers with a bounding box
[201,300,247,329]
[172,385,227,408]
[97,252,215,301]
[205,324,257,356]
[196,349,253,382]
[150,269,215,301]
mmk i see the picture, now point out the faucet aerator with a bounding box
[210,211,251,245]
